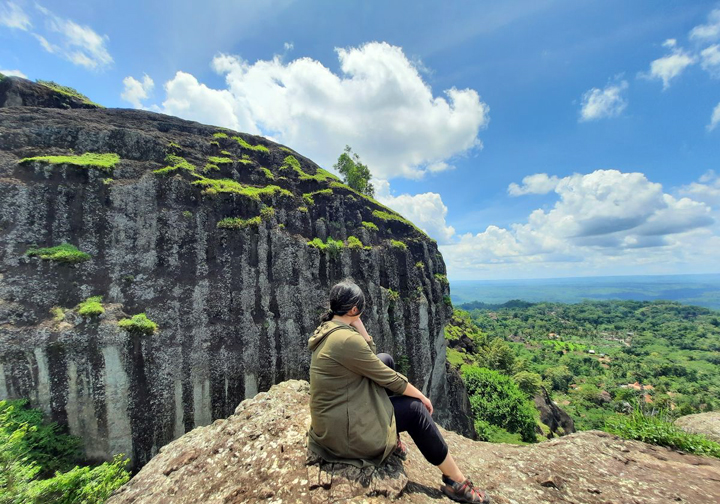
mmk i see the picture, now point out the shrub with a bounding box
[19,153,119,172]
[347,236,364,249]
[325,237,344,258]
[390,240,407,250]
[396,355,410,376]
[361,221,379,232]
[513,371,543,397]
[443,295,453,307]
[605,405,720,458]
[77,296,104,317]
[462,366,538,443]
[387,288,400,303]
[307,237,326,250]
[434,273,449,285]
[26,244,90,264]
[415,261,424,269]
[118,313,158,335]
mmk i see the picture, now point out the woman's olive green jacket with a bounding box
[307,320,409,467]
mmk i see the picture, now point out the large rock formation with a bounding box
[0,77,466,468]
[108,380,720,504]
[675,411,720,443]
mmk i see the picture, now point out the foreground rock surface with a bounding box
[107,380,720,504]
[675,411,720,443]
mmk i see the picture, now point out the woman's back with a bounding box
[307,320,408,467]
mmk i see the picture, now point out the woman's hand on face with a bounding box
[420,395,433,415]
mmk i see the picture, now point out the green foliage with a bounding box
[463,367,538,442]
[203,163,219,173]
[347,236,363,249]
[213,132,228,139]
[182,210,192,218]
[513,371,543,397]
[605,404,720,458]
[434,273,449,285]
[153,154,195,175]
[260,167,274,180]
[306,237,344,258]
[25,244,91,264]
[297,206,308,213]
[387,288,400,304]
[415,261,424,269]
[167,142,181,150]
[77,296,104,317]
[209,140,220,147]
[233,136,269,153]
[192,176,292,201]
[446,347,467,368]
[396,355,410,376]
[0,400,130,503]
[543,365,574,393]
[19,153,119,172]
[0,400,82,477]
[333,145,375,197]
[36,80,102,107]
[50,307,65,323]
[443,295,453,307]
[361,221,379,232]
[390,239,407,250]
[218,206,274,229]
[207,156,233,164]
[220,150,232,156]
[25,454,131,504]
[118,313,158,335]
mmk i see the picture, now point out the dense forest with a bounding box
[447,299,720,441]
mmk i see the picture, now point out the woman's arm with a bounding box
[349,319,433,414]
[403,383,434,415]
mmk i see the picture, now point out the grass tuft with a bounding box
[207,156,233,165]
[390,239,407,250]
[26,243,91,264]
[19,153,119,172]
[77,296,104,317]
[213,132,228,139]
[233,136,269,153]
[153,154,195,175]
[361,221,379,232]
[118,313,158,335]
[192,176,292,201]
[36,79,103,107]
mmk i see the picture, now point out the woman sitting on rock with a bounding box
[307,279,491,504]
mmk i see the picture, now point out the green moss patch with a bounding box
[118,313,158,335]
[50,306,65,322]
[217,207,275,229]
[213,132,229,139]
[281,155,339,182]
[298,206,308,213]
[36,80,103,107]
[260,167,275,180]
[25,243,91,264]
[203,163,219,173]
[302,188,333,205]
[20,153,120,172]
[233,136,270,153]
[390,239,407,250]
[77,296,104,317]
[192,176,292,201]
[207,156,233,165]
[153,154,195,175]
[347,235,372,250]
[434,273,449,285]
[307,236,345,257]
[361,221,379,232]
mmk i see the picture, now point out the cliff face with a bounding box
[107,380,720,504]
[0,77,466,468]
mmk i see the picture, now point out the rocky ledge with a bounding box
[107,380,720,504]
[675,411,720,443]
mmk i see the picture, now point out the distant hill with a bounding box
[450,274,720,310]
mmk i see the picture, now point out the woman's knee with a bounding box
[377,353,395,370]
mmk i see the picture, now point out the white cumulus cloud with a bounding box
[579,80,628,121]
[508,173,560,196]
[0,68,26,78]
[440,169,716,278]
[16,4,113,70]
[643,46,696,89]
[709,102,720,131]
[121,74,154,109]
[141,42,488,180]
[700,44,720,77]
[679,170,720,207]
[690,8,720,42]
[374,179,455,244]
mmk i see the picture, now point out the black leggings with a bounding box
[377,353,449,466]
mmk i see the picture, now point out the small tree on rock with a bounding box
[333,145,375,197]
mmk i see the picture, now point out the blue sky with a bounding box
[2,0,719,280]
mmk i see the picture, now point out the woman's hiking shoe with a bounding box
[441,474,491,504]
[394,436,408,460]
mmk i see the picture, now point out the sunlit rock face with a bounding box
[0,77,465,468]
